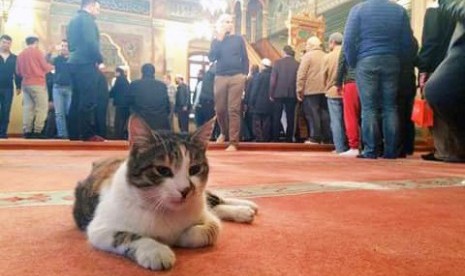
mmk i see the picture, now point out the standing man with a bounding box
[67,0,105,141]
[322,32,348,154]
[344,0,414,159]
[16,36,54,139]
[0,35,21,139]
[174,75,190,133]
[208,13,249,151]
[270,45,299,142]
[51,39,72,139]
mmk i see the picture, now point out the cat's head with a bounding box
[126,115,214,211]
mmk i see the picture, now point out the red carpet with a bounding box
[1,147,464,275]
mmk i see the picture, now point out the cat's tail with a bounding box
[73,157,125,231]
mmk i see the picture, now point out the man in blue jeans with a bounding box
[344,0,414,159]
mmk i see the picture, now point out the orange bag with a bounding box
[411,98,434,127]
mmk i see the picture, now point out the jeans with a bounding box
[327,98,348,153]
[356,55,400,158]
[22,85,49,134]
[53,85,72,138]
[0,88,13,137]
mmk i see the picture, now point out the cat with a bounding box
[73,115,258,270]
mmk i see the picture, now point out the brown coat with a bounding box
[296,46,326,98]
[322,45,342,98]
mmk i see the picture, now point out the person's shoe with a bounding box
[304,139,319,145]
[83,135,105,142]
[225,144,238,152]
[356,154,377,159]
[339,149,359,157]
[421,152,442,162]
[216,134,226,143]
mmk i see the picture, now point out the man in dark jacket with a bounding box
[0,35,21,138]
[424,0,465,162]
[128,64,170,131]
[109,67,130,139]
[67,0,104,141]
[209,14,249,151]
[251,59,273,142]
[95,69,108,138]
[417,0,456,161]
[194,66,216,128]
[175,75,191,133]
[270,45,299,142]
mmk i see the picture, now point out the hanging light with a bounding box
[200,0,227,15]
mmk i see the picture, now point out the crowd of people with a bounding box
[0,0,463,162]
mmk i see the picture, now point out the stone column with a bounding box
[262,9,268,39]
[411,0,431,43]
[241,5,247,36]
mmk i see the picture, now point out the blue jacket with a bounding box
[343,0,414,68]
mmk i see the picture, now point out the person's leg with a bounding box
[214,76,229,140]
[68,68,81,140]
[342,82,360,150]
[327,98,348,153]
[306,94,323,143]
[27,85,49,135]
[302,96,316,142]
[227,74,245,146]
[283,98,297,142]
[77,65,99,140]
[356,57,381,158]
[378,56,401,158]
[262,114,272,142]
[0,88,13,137]
[21,86,35,135]
[271,99,284,142]
[53,85,67,138]
[319,95,332,143]
[114,106,124,139]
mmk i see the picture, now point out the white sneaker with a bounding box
[339,149,359,157]
[216,134,225,143]
[304,139,319,145]
[225,145,238,152]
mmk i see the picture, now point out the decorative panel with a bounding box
[53,0,151,15]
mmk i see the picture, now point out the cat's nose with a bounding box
[180,187,191,199]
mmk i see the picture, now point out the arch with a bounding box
[246,0,263,42]
[100,33,131,80]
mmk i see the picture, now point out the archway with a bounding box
[246,0,263,42]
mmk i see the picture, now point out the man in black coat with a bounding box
[128,64,170,131]
[269,45,299,142]
[175,75,191,133]
[251,59,273,142]
[109,67,130,139]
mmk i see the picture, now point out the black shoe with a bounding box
[421,152,443,162]
[356,154,377,159]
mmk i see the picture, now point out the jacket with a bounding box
[296,46,326,97]
[208,34,249,76]
[270,56,299,99]
[322,45,342,98]
[0,53,21,89]
[67,10,103,65]
[110,75,131,107]
[175,83,191,112]
[251,67,273,115]
[335,48,357,87]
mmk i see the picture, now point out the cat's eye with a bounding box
[189,165,202,176]
[155,166,173,177]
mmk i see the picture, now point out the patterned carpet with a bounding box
[1,149,465,275]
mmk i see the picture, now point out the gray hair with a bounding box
[329,32,343,45]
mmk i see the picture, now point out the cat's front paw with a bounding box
[239,199,259,214]
[232,205,256,223]
[176,221,220,248]
[133,239,175,271]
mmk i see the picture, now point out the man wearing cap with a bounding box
[269,45,299,142]
[344,0,414,159]
[323,32,348,154]
[296,36,331,144]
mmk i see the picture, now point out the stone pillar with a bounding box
[411,0,432,43]
[262,9,268,39]
[241,6,247,36]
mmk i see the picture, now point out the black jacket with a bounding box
[110,75,131,107]
[208,34,249,76]
[67,10,103,65]
[251,67,273,115]
[52,55,72,86]
[175,83,191,112]
[129,77,170,131]
[0,53,21,89]
[199,69,215,103]
[417,6,456,73]
[270,56,299,99]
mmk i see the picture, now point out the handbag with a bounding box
[411,98,434,127]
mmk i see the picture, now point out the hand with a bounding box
[15,89,21,96]
[297,95,303,102]
[419,72,429,90]
[269,97,275,102]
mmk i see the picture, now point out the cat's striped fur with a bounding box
[73,115,258,270]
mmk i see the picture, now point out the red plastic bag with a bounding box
[411,98,434,127]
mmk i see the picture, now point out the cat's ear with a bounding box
[191,116,216,147]
[128,115,154,149]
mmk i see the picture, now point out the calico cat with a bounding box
[73,115,258,270]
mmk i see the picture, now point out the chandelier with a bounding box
[200,0,227,15]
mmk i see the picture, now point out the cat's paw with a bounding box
[232,205,256,223]
[133,239,175,271]
[225,198,259,214]
[176,222,220,248]
[239,199,259,214]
